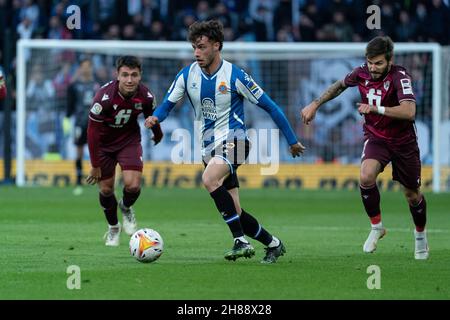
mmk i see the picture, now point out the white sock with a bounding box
[109,223,120,229]
[415,230,426,237]
[371,222,383,229]
[235,236,248,244]
[268,236,280,248]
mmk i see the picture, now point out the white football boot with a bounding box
[119,199,137,236]
[104,223,121,246]
[363,226,386,253]
[414,230,429,260]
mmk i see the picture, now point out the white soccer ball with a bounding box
[129,228,164,263]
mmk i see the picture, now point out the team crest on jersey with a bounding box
[134,102,142,110]
[218,82,228,94]
[384,80,390,91]
[365,80,369,86]
[90,103,102,115]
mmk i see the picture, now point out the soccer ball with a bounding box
[129,228,164,263]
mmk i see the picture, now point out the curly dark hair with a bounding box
[188,20,224,51]
[365,36,394,61]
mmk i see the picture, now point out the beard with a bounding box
[370,65,390,80]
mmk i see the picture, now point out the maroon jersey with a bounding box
[87,80,156,167]
[344,64,416,145]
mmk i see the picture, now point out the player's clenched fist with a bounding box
[145,116,159,128]
[301,101,319,125]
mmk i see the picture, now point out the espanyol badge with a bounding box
[218,81,228,94]
[384,80,390,91]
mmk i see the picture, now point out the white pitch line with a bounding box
[278,225,450,234]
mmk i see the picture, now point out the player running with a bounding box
[301,36,429,260]
[146,20,305,263]
[86,56,163,246]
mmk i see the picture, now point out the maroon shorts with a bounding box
[99,142,143,180]
[361,138,421,189]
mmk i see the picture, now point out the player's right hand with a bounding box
[301,101,319,125]
[145,116,159,128]
[86,167,101,185]
[290,141,306,158]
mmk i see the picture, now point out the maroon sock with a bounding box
[360,184,381,219]
[409,196,427,232]
[122,188,140,208]
[99,193,118,225]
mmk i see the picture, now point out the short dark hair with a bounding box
[365,36,394,61]
[188,20,224,51]
[116,55,142,71]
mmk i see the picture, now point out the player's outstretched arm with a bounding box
[301,80,348,125]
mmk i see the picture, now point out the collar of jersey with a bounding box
[200,59,224,80]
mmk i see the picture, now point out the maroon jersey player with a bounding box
[301,36,428,260]
[86,56,163,246]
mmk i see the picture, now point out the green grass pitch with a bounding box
[0,186,449,299]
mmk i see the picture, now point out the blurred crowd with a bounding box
[0,0,449,47]
[0,0,448,164]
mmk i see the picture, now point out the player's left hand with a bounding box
[290,141,306,158]
[357,103,377,115]
[86,167,101,185]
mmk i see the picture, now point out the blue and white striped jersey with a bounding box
[154,59,297,152]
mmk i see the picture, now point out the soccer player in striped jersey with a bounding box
[301,36,429,260]
[145,20,305,263]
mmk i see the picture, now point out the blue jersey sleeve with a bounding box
[256,94,298,146]
[234,67,298,145]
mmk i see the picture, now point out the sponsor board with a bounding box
[0,160,440,191]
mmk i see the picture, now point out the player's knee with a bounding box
[360,172,377,187]
[100,188,114,197]
[202,173,220,191]
[404,189,421,205]
[124,185,141,194]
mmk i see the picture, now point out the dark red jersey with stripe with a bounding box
[344,64,417,145]
[87,80,156,167]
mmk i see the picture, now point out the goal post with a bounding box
[15,39,447,192]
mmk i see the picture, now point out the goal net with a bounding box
[14,40,448,191]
